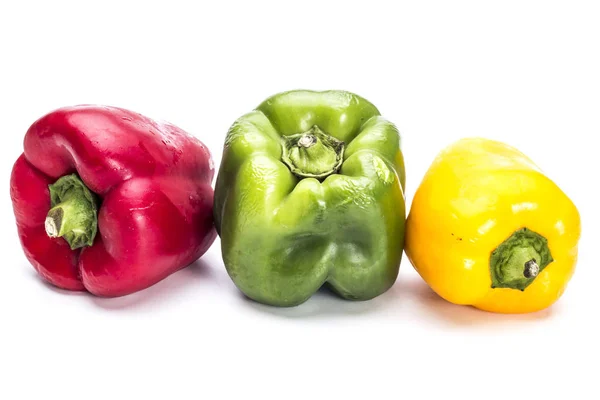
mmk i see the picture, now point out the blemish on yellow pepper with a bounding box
[405,138,581,313]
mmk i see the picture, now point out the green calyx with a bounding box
[490,228,553,291]
[281,125,344,179]
[45,174,98,250]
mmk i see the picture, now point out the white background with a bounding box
[1,1,599,399]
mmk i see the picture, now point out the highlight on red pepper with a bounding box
[10,105,217,297]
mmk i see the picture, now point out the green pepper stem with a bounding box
[298,134,316,148]
[46,174,98,250]
[281,126,344,180]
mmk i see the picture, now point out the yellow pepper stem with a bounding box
[490,228,553,291]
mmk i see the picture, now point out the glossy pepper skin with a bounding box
[406,138,581,313]
[214,90,406,307]
[10,106,216,296]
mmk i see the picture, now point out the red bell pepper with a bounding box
[10,105,216,296]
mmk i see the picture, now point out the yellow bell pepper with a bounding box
[406,138,581,313]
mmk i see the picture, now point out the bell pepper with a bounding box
[214,90,406,307]
[405,138,581,313]
[10,105,216,296]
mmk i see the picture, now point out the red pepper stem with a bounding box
[46,174,98,250]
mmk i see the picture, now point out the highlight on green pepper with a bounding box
[214,90,406,307]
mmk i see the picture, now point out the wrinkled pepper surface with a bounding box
[10,106,216,296]
[214,90,406,306]
[406,138,581,313]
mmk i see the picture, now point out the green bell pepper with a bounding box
[214,90,406,307]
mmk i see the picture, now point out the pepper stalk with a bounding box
[45,174,98,250]
[281,125,345,180]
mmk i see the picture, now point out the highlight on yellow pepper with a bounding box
[405,138,581,313]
